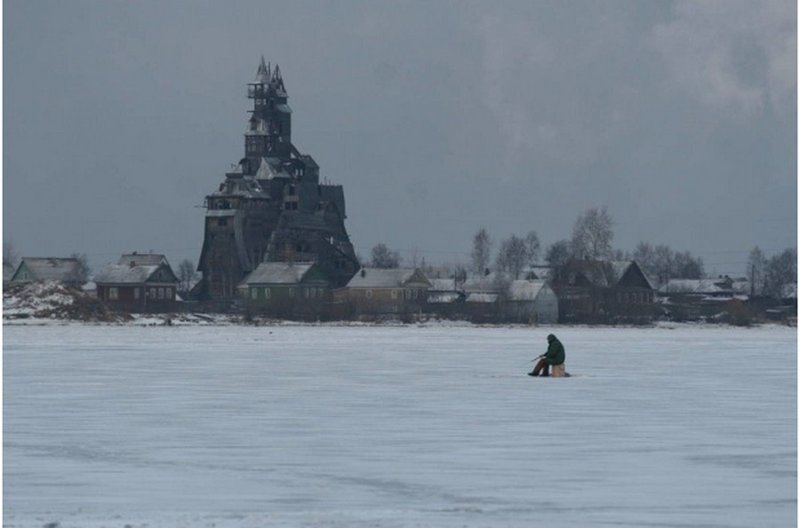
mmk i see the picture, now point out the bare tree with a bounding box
[3,240,18,268]
[545,240,572,267]
[673,251,704,279]
[570,206,614,260]
[764,248,797,298]
[495,235,528,279]
[633,242,656,275]
[178,259,198,293]
[746,246,766,297]
[371,243,401,269]
[524,231,541,268]
[652,244,674,286]
[470,228,492,274]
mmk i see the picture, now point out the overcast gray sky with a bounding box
[4,0,797,276]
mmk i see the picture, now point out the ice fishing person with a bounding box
[528,334,566,377]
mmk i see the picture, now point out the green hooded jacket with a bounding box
[544,335,565,365]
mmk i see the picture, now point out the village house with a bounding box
[660,276,748,300]
[505,279,559,324]
[549,259,657,323]
[425,277,464,318]
[335,267,431,316]
[659,276,751,321]
[10,257,86,287]
[460,271,508,322]
[237,261,330,319]
[94,253,179,312]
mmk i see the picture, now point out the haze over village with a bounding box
[3,3,798,528]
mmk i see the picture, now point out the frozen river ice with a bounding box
[3,324,797,527]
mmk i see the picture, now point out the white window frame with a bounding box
[109,287,118,300]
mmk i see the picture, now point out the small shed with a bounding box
[94,254,179,312]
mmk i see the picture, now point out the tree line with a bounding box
[366,206,797,297]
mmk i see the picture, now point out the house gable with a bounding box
[617,262,654,290]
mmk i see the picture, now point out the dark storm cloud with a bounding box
[4,0,796,274]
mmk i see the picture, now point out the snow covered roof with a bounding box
[95,264,156,284]
[346,268,430,289]
[240,262,316,285]
[118,253,169,267]
[507,280,548,301]
[255,158,290,180]
[462,272,512,293]
[14,257,82,282]
[427,292,461,304]
[660,279,731,294]
[466,293,499,303]
[428,278,459,292]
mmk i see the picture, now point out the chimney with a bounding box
[361,269,366,278]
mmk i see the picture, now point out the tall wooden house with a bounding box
[550,259,657,323]
[94,253,179,312]
[197,58,359,300]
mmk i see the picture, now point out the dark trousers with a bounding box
[532,358,550,376]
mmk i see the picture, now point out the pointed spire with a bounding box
[272,64,286,92]
[255,55,270,84]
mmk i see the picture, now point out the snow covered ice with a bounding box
[3,324,796,527]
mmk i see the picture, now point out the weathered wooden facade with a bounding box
[335,268,431,316]
[94,253,179,312]
[197,58,359,300]
[237,261,330,319]
[550,259,658,323]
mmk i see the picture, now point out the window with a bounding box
[149,288,156,298]
[109,287,118,300]
[391,289,398,299]
[251,288,258,300]
[265,288,271,299]
[304,288,310,299]
[289,288,295,298]
[317,288,324,297]
[158,288,165,299]
[218,218,228,227]
[134,288,140,300]
[366,289,373,299]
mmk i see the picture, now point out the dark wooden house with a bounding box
[550,259,657,323]
[94,253,179,312]
[197,58,359,300]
